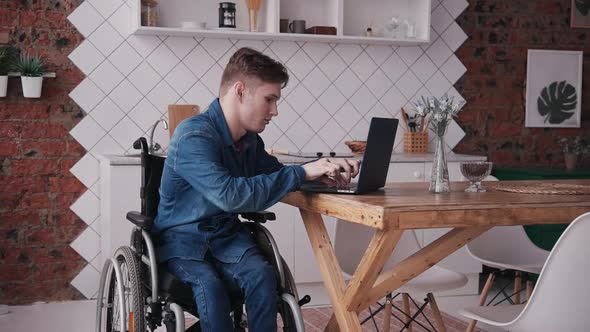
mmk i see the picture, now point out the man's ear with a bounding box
[234,81,245,101]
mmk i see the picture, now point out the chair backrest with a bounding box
[334,220,421,275]
[134,137,165,219]
[466,175,547,266]
[508,212,590,331]
[144,154,165,219]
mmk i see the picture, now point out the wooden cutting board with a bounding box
[168,104,199,138]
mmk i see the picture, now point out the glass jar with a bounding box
[218,2,236,28]
[141,0,159,27]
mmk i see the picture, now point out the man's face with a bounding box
[239,80,281,133]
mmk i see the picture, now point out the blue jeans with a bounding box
[167,248,278,332]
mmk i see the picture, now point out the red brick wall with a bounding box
[455,0,590,168]
[0,0,86,304]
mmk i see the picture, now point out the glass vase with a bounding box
[430,132,450,193]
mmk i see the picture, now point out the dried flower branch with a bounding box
[414,94,465,136]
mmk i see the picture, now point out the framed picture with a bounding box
[571,0,590,28]
[525,49,583,128]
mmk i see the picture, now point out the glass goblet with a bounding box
[460,161,493,192]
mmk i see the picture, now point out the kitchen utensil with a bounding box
[245,0,261,32]
[460,161,493,192]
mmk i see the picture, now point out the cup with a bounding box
[280,19,289,33]
[289,20,306,34]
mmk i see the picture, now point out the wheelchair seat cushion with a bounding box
[157,265,245,316]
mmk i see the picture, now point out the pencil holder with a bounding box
[403,131,428,153]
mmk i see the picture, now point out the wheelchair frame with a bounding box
[96,137,308,332]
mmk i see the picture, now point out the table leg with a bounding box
[299,209,362,331]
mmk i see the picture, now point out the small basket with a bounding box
[345,141,367,154]
[403,131,428,153]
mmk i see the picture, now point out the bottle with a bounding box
[141,0,159,27]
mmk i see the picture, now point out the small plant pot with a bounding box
[0,75,7,97]
[565,153,577,170]
[21,76,43,98]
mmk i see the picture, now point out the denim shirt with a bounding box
[153,99,306,263]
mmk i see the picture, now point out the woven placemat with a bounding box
[491,183,590,195]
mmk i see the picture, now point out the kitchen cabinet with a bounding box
[131,0,431,45]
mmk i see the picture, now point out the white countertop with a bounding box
[100,152,486,166]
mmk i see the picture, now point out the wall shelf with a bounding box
[7,72,56,78]
[132,0,431,46]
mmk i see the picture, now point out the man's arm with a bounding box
[175,132,305,213]
[254,135,284,175]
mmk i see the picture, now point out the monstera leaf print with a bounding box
[537,81,577,124]
[575,0,590,15]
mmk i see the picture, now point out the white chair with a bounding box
[464,176,551,331]
[334,220,468,331]
[459,211,590,332]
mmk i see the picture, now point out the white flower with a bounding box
[413,94,465,136]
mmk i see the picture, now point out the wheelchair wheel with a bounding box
[279,257,305,332]
[97,246,146,332]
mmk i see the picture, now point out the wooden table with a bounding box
[281,180,590,331]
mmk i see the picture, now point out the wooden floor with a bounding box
[298,302,483,332]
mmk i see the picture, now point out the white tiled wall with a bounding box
[66,0,469,297]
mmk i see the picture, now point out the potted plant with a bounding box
[558,136,589,170]
[0,48,12,97]
[13,53,45,98]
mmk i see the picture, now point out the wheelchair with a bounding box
[96,137,310,332]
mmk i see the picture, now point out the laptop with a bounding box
[299,117,398,194]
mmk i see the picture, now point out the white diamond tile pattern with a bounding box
[107,3,132,38]
[67,0,471,298]
[441,21,468,52]
[287,49,315,81]
[88,22,124,57]
[350,86,377,115]
[68,40,104,76]
[302,69,330,99]
[128,61,161,95]
[69,116,106,151]
[350,53,378,83]
[318,51,347,81]
[67,2,103,38]
[89,60,124,94]
[90,97,125,131]
[70,190,100,225]
[70,153,100,189]
[166,62,198,96]
[164,37,199,59]
[88,0,123,19]
[108,41,142,76]
[334,44,363,64]
[69,78,105,113]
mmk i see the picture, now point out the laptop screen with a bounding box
[356,117,398,194]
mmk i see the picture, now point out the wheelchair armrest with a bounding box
[126,211,153,230]
[240,211,276,223]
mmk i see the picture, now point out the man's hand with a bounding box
[301,158,361,187]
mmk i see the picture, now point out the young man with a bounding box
[153,47,360,331]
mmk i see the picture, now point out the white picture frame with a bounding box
[525,49,583,128]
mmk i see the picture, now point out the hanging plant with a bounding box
[13,53,46,98]
[537,80,577,124]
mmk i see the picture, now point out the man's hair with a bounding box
[219,47,289,96]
